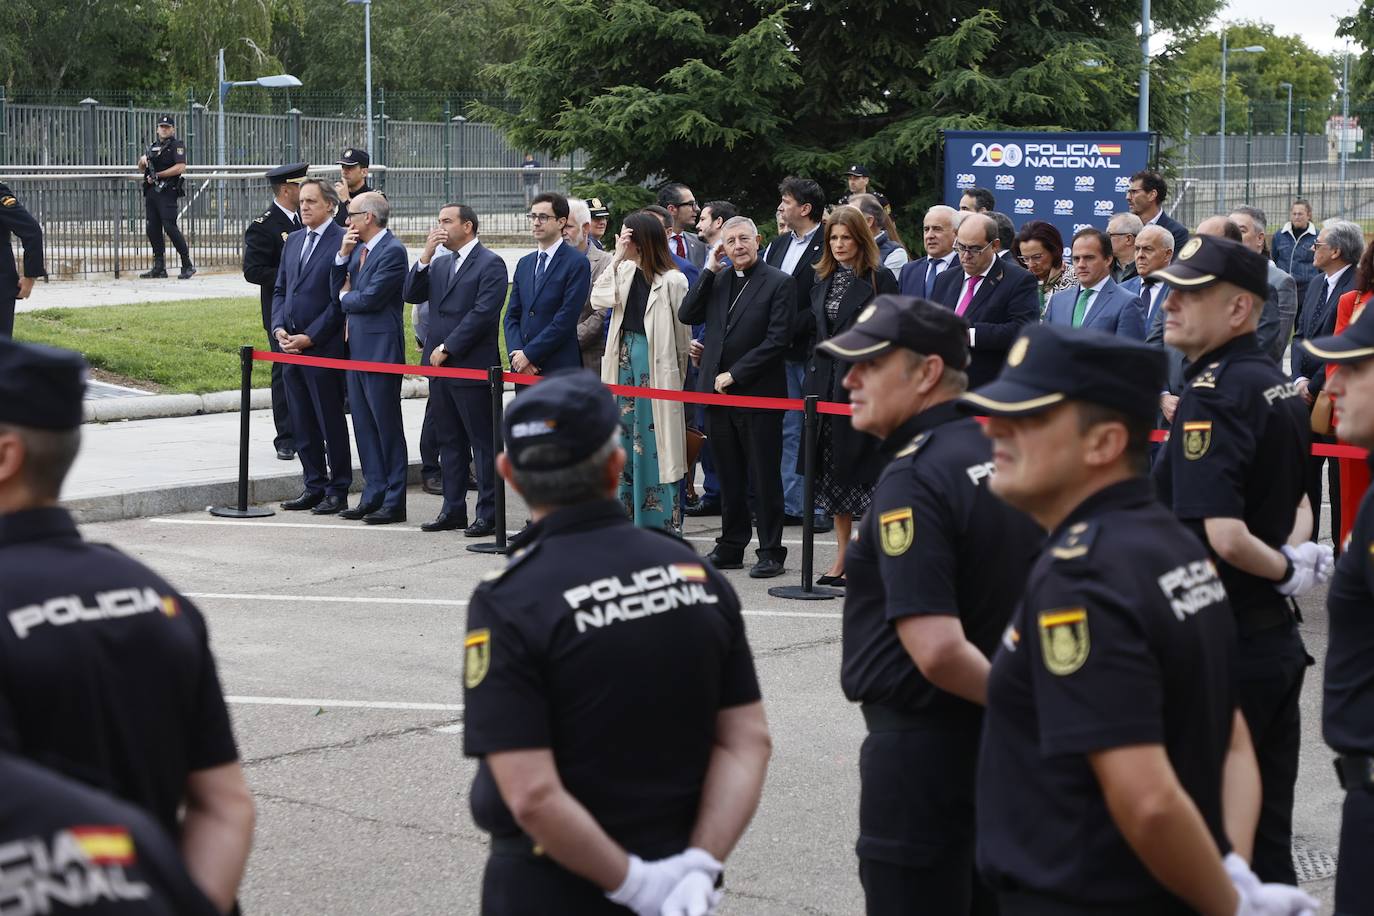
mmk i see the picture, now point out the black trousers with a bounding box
[0,277,15,338]
[1236,622,1308,884]
[282,361,350,497]
[265,331,294,450]
[144,191,188,258]
[705,406,784,561]
[1337,785,1374,914]
[1306,433,1341,546]
[481,852,629,915]
[996,892,1191,916]
[432,377,495,522]
[418,341,440,478]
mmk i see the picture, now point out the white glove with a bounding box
[660,868,723,916]
[607,848,722,916]
[1226,852,1321,916]
[1276,543,1333,597]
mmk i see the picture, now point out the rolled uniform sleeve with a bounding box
[462,587,551,756]
[1167,386,1254,520]
[877,471,959,622]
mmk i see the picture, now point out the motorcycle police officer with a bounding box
[824,294,1039,914]
[0,338,254,913]
[463,370,771,915]
[137,115,193,279]
[966,324,1317,915]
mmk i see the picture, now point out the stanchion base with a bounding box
[767,585,843,601]
[467,542,508,555]
[208,505,276,519]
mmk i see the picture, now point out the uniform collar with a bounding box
[533,498,630,539]
[1185,333,1260,380]
[880,400,963,455]
[1051,478,1155,540]
[0,507,79,548]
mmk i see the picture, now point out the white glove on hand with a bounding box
[607,848,722,916]
[1227,852,1321,916]
[1276,543,1333,597]
[660,868,723,916]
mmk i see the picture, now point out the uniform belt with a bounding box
[1335,755,1374,791]
[861,704,936,732]
[490,833,546,859]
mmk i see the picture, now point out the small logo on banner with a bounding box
[1075,175,1095,192]
[995,174,1016,190]
[1014,198,1035,214]
[1094,200,1116,217]
[1053,199,1074,215]
[1034,175,1055,191]
[1115,176,1131,192]
[1073,223,1094,235]
[956,173,976,189]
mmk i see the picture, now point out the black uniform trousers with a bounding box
[705,405,785,562]
[0,279,15,339]
[282,361,351,498]
[418,338,440,479]
[995,892,1192,915]
[858,712,994,916]
[1337,785,1374,914]
[432,376,495,523]
[1236,621,1309,884]
[265,331,294,451]
[1306,433,1341,548]
[144,190,188,258]
[482,850,630,915]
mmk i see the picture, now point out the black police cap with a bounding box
[504,369,618,471]
[1151,234,1269,301]
[844,164,870,177]
[157,115,175,127]
[1303,302,1374,365]
[817,295,970,370]
[0,338,87,430]
[587,197,611,219]
[337,148,370,167]
[960,324,1165,421]
[266,162,310,184]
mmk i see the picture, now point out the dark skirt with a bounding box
[816,414,873,516]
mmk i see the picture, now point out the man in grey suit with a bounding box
[1230,206,1298,366]
[658,183,706,268]
[1129,226,1184,424]
[1043,228,1145,339]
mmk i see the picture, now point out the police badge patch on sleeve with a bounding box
[879,507,914,556]
[1182,421,1212,460]
[464,629,491,688]
[1038,608,1090,675]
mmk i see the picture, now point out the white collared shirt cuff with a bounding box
[334,254,347,266]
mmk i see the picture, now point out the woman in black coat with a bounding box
[800,205,898,585]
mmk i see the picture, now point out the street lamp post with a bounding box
[1139,0,1151,132]
[1218,31,1265,211]
[215,48,301,231]
[345,0,374,156]
[1280,81,1294,163]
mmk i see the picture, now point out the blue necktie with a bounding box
[925,259,938,296]
[1140,282,1154,323]
[535,251,548,289]
[299,230,317,266]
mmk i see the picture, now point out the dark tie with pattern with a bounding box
[535,250,548,288]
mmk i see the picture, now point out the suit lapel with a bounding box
[723,273,763,337]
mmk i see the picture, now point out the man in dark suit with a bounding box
[1291,219,1362,542]
[0,182,45,339]
[1126,169,1190,254]
[680,216,795,579]
[897,205,961,299]
[931,214,1039,386]
[1043,228,1146,339]
[404,204,507,536]
[1128,225,1184,431]
[270,179,351,516]
[504,192,591,375]
[658,183,706,268]
[763,176,830,530]
[243,162,307,461]
[333,192,410,524]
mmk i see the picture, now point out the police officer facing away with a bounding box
[137,115,193,279]
[827,295,1039,915]
[966,325,1318,915]
[1152,235,1333,885]
[1301,307,1374,913]
[463,370,771,915]
[0,339,254,914]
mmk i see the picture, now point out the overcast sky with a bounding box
[1213,0,1362,54]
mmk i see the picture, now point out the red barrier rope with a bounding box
[250,350,1370,460]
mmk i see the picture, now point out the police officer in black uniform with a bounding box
[332,147,380,226]
[0,750,221,915]
[837,164,890,212]
[823,295,1040,915]
[1152,234,1333,885]
[137,115,193,279]
[243,162,308,461]
[0,181,46,338]
[463,370,771,916]
[966,324,1318,915]
[0,339,254,914]
[1299,307,1374,914]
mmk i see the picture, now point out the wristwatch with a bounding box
[436,344,448,356]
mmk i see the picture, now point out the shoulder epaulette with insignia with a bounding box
[894,431,931,460]
[477,539,542,587]
[1190,360,1226,390]
[1050,519,1099,561]
[253,215,266,224]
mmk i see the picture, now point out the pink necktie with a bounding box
[674,234,686,259]
[956,275,980,316]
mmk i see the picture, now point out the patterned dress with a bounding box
[815,267,874,517]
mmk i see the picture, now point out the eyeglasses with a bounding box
[954,241,994,256]
[526,212,559,223]
[1020,251,1051,264]
[1313,240,1331,249]
[1107,231,1135,239]
[345,209,364,218]
[675,199,698,210]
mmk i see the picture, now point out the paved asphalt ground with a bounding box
[80,484,1343,915]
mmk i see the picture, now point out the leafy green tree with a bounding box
[2,0,170,90]
[1337,1,1374,102]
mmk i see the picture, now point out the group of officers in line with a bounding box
[3,228,1374,914]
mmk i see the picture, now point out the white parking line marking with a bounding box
[185,592,467,607]
[227,696,463,712]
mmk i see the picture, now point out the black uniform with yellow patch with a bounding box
[0,181,46,338]
[142,132,188,262]
[462,499,761,914]
[976,479,1237,912]
[840,401,1039,912]
[243,204,300,331]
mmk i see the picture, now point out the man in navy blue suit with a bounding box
[1126,170,1190,254]
[333,192,410,524]
[897,205,961,299]
[271,178,352,515]
[504,192,591,375]
[404,204,508,536]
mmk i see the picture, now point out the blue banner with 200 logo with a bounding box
[943,131,1152,258]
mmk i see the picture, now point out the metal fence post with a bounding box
[287,108,302,162]
[1244,104,1253,204]
[0,86,7,165]
[186,91,195,163]
[376,89,388,192]
[443,100,452,201]
[1297,106,1307,197]
[79,97,98,164]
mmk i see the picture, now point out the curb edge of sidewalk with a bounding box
[83,378,431,424]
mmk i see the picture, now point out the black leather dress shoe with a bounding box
[704,550,744,570]
[421,512,467,533]
[338,501,381,520]
[281,491,324,511]
[421,476,443,496]
[310,495,347,515]
[276,446,296,461]
[685,499,722,517]
[464,518,497,538]
[812,515,834,533]
[749,558,786,579]
[362,507,407,525]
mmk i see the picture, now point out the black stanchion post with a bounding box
[769,395,840,601]
[209,346,275,518]
[468,365,508,555]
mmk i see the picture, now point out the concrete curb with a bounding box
[83,378,431,423]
